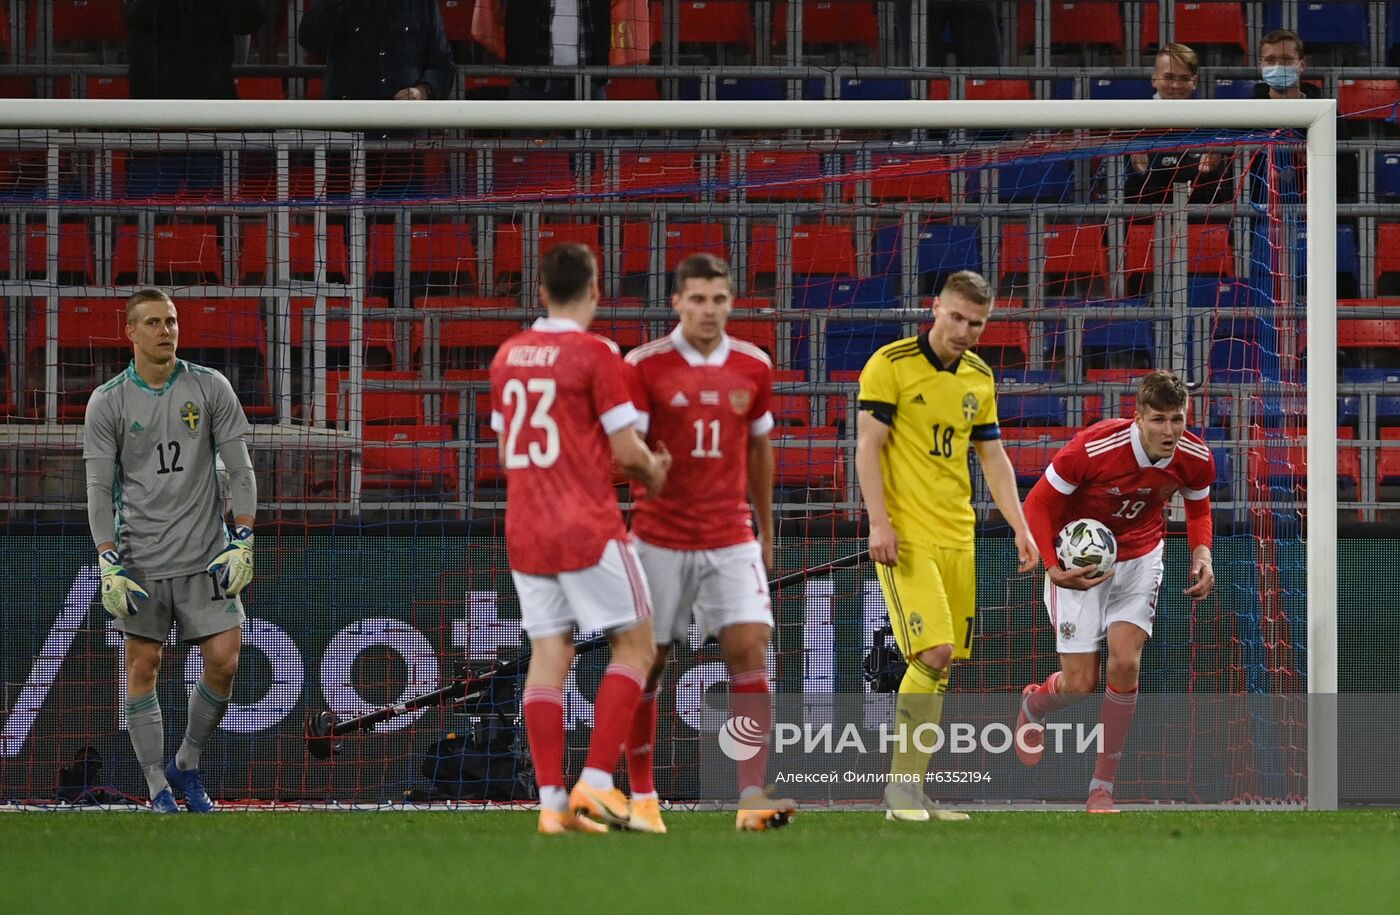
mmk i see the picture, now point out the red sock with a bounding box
[522,685,565,790]
[626,690,659,795]
[585,664,645,775]
[1093,685,1139,787]
[1025,671,1090,721]
[730,670,772,794]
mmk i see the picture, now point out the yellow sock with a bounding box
[889,659,948,781]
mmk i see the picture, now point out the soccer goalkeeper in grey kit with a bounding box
[83,288,257,813]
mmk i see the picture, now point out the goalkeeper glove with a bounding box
[99,550,147,620]
[207,525,254,597]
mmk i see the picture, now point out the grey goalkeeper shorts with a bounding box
[115,571,245,644]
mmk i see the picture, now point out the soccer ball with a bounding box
[1054,518,1117,578]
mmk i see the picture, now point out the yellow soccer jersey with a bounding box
[858,332,1000,549]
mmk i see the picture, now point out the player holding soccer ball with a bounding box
[1016,370,1216,812]
[491,243,671,835]
[622,253,792,833]
[856,270,1038,822]
[83,289,257,813]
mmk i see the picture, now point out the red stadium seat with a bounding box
[85,75,128,99]
[1000,223,1108,283]
[999,427,1071,485]
[363,424,460,494]
[773,429,844,493]
[413,295,522,369]
[610,151,704,200]
[438,0,472,41]
[443,368,493,437]
[366,221,478,289]
[678,0,755,46]
[290,297,399,370]
[53,0,126,42]
[114,223,223,284]
[1338,79,1399,120]
[976,321,1031,371]
[490,150,578,199]
[23,222,96,281]
[603,78,661,101]
[1380,429,1400,488]
[1141,2,1247,53]
[664,222,727,271]
[1379,225,1400,286]
[749,223,858,286]
[770,369,812,427]
[239,222,349,283]
[741,151,825,201]
[175,298,264,352]
[727,297,778,356]
[326,370,424,425]
[962,78,1033,101]
[493,222,601,281]
[1017,2,1123,51]
[236,78,287,100]
[26,297,128,417]
[852,153,953,202]
[1124,224,1156,280]
[593,298,651,350]
[772,1,879,50]
[1188,223,1234,277]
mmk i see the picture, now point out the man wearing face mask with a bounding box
[1253,29,1319,100]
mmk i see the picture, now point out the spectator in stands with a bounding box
[1124,43,1234,207]
[497,0,614,100]
[124,1,269,197]
[1254,28,1319,101]
[895,2,1002,67]
[125,1,268,99]
[297,0,454,103]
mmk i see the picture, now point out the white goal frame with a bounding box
[0,97,1339,808]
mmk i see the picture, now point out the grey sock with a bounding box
[174,680,229,772]
[125,691,167,796]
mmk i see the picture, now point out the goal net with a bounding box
[0,96,1336,808]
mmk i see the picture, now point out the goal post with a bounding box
[0,97,1339,808]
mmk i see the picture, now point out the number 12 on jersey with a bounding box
[501,378,559,469]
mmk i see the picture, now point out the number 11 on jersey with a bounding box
[691,418,721,458]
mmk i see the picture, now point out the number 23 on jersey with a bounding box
[501,378,559,469]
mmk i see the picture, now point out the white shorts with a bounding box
[1045,543,1164,653]
[511,539,653,639]
[633,537,774,645]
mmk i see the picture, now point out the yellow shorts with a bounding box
[875,544,977,661]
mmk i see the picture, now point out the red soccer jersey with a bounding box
[490,317,639,575]
[1043,418,1216,561]
[624,329,774,550]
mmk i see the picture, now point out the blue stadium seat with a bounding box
[997,160,1077,203]
[792,276,897,309]
[1267,2,1368,46]
[997,369,1057,384]
[839,78,911,101]
[1187,278,1252,309]
[1292,224,1360,295]
[679,77,824,100]
[1392,3,1400,58]
[1377,151,1400,199]
[1083,319,1155,367]
[1209,317,1279,382]
[1209,445,1234,498]
[794,321,904,374]
[997,394,1068,427]
[1088,78,1152,100]
[1212,78,1257,100]
[871,223,982,286]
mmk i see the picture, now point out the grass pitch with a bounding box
[3,809,1398,913]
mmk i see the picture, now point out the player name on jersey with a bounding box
[504,345,561,367]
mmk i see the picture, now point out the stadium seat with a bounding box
[678,0,755,47]
[493,222,601,284]
[684,76,824,101]
[22,221,95,282]
[999,427,1071,485]
[1378,224,1400,294]
[408,221,478,289]
[362,424,460,495]
[1000,223,1108,295]
[962,79,1034,101]
[1338,79,1399,121]
[872,222,982,292]
[742,151,825,201]
[773,2,880,51]
[1187,223,1234,277]
[1266,2,1369,47]
[114,223,224,284]
[852,153,953,202]
[661,222,727,273]
[438,0,472,41]
[290,297,399,371]
[838,78,909,101]
[749,223,858,288]
[997,160,1076,203]
[1377,152,1400,199]
[239,222,348,284]
[772,429,844,496]
[1380,428,1400,486]
[1083,320,1155,370]
[1209,317,1276,382]
[1088,78,1152,100]
[85,75,128,99]
[236,78,286,100]
[1187,278,1251,309]
[604,78,662,101]
[413,296,522,370]
[1140,2,1248,53]
[1016,2,1124,53]
[770,369,813,427]
[792,276,896,309]
[26,297,127,418]
[326,370,426,427]
[52,0,126,42]
[442,368,492,437]
[175,298,271,416]
[976,321,1031,372]
[489,150,578,199]
[1338,319,1400,368]
[997,394,1068,427]
[727,297,778,357]
[609,151,705,200]
[1211,78,1256,99]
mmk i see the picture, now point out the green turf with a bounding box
[3,810,1398,913]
